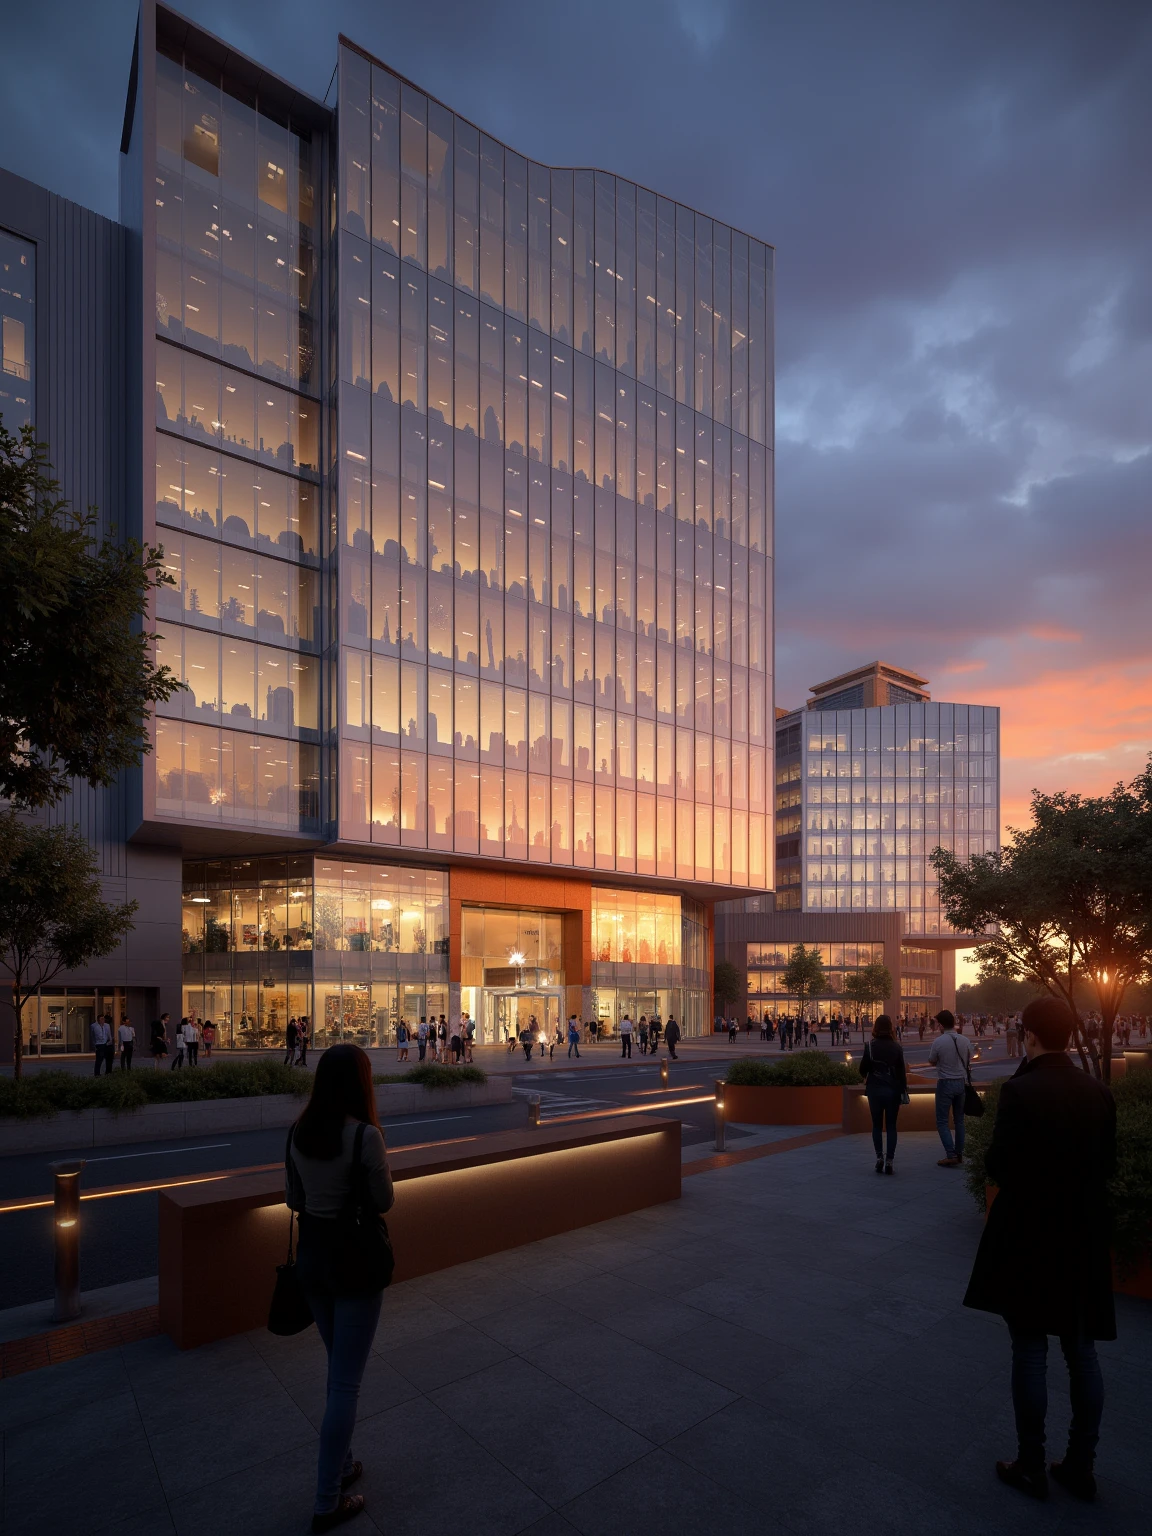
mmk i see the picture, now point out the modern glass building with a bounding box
[0,1,773,1056]
[716,662,999,1023]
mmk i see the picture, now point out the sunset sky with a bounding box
[3,0,1149,885]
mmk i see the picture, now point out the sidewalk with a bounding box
[1,1131,1147,1535]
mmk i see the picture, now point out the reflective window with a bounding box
[0,228,34,432]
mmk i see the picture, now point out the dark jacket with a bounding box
[963,1053,1116,1339]
[860,1039,907,1095]
[664,1019,680,1045]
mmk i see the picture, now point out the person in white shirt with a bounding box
[929,1009,973,1167]
[171,1016,188,1070]
[91,1015,113,1076]
[118,1018,136,1071]
[619,1013,633,1058]
[184,1018,201,1067]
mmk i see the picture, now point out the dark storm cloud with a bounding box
[2,0,1150,807]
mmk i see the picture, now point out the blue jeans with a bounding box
[302,1285,383,1514]
[1008,1325,1103,1470]
[935,1079,966,1156]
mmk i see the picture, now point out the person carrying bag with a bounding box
[281,1044,395,1533]
[859,1014,908,1174]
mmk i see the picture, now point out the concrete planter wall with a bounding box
[841,1084,946,1133]
[0,1077,512,1157]
[721,1081,845,1126]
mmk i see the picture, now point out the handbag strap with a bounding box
[283,1127,300,1261]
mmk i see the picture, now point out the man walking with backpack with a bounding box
[929,1009,972,1166]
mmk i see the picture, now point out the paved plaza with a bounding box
[1,1130,1148,1535]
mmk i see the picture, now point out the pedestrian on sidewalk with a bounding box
[202,1019,215,1057]
[185,1018,200,1066]
[285,1043,394,1533]
[567,1015,581,1058]
[859,1014,907,1174]
[620,1012,633,1057]
[286,1017,300,1067]
[929,1009,971,1166]
[396,1020,409,1062]
[520,1024,534,1062]
[171,1017,187,1069]
[91,1014,113,1076]
[464,1015,476,1062]
[298,1017,310,1067]
[964,998,1116,1504]
[638,1016,649,1054]
[665,1014,680,1059]
[150,1013,169,1068]
[417,1017,429,1062]
[118,1016,135,1071]
[551,1023,561,1060]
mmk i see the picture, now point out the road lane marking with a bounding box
[81,1143,232,1164]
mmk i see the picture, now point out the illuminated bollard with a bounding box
[51,1159,85,1322]
[527,1093,541,1128]
[714,1080,726,1153]
[660,1058,669,1089]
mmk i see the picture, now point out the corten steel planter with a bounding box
[719,1081,845,1125]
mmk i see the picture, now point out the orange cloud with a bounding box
[989,659,1152,831]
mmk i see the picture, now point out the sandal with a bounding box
[311,1494,366,1532]
[342,1461,363,1491]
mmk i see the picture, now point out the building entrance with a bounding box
[485,989,564,1050]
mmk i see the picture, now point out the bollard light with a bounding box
[51,1159,86,1323]
[527,1093,541,1128]
[714,1080,727,1153]
[660,1058,669,1089]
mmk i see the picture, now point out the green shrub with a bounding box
[0,1058,489,1119]
[374,1064,488,1088]
[965,1071,1152,1270]
[725,1051,859,1088]
[0,1060,312,1118]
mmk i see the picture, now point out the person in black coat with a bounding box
[859,1014,907,1174]
[963,997,1116,1504]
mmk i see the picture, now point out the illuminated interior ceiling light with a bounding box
[189,895,210,904]
[509,950,526,967]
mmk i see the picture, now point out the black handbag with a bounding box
[268,1139,313,1335]
[961,1045,985,1118]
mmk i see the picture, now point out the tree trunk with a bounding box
[12,980,22,1081]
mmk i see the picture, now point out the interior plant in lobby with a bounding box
[932,756,1152,1082]
[0,421,181,809]
[781,944,827,1027]
[841,960,893,1024]
[726,1051,860,1087]
[0,815,137,1079]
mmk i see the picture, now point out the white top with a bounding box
[619,1016,633,1033]
[929,1030,972,1079]
[118,1025,135,1043]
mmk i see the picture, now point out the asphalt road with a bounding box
[0,1043,1018,1309]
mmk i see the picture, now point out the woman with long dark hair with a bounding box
[286,1044,394,1532]
[860,1014,908,1174]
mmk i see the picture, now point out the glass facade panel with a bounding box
[0,228,34,431]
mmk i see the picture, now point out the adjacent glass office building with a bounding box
[716,663,998,1024]
[10,0,775,1052]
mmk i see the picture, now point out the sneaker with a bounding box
[884,1159,894,1174]
[875,1157,884,1173]
[937,1156,960,1167]
[1050,1460,1096,1501]
[996,1461,1048,1500]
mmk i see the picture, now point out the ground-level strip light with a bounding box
[544,1095,712,1126]
[714,1080,727,1152]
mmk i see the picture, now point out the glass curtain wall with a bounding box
[589,888,710,1035]
[0,229,34,431]
[152,42,323,833]
[801,704,1000,933]
[182,855,449,1046]
[335,43,774,889]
